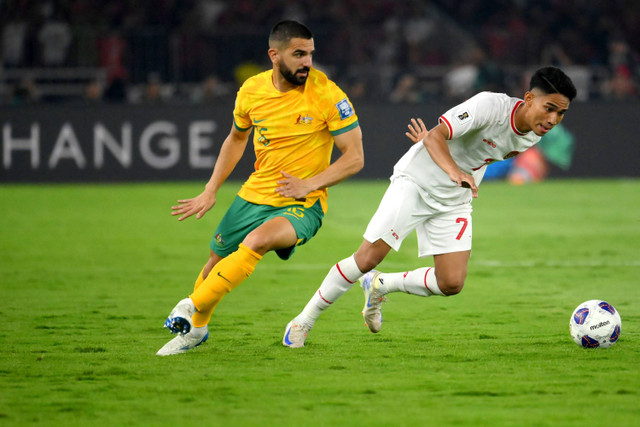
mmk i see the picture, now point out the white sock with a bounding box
[297,255,363,327]
[378,267,445,297]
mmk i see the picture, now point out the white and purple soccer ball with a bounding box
[570,300,622,348]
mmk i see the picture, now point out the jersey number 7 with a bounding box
[455,218,468,240]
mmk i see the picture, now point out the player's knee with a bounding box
[442,282,464,296]
[354,241,390,273]
[436,273,466,296]
[242,234,271,254]
[359,258,379,273]
[354,252,384,273]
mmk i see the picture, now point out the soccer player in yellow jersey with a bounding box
[157,20,364,356]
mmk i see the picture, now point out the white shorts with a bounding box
[363,176,472,257]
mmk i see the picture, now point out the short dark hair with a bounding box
[530,67,577,101]
[269,20,313,46]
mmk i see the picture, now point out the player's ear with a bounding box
[268,48,279,64]
[523,90,536,106]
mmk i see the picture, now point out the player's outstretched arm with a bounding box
[276,126,364,199]
[422,122,479,198]
[405,117,428,143]
[172,125,251,221]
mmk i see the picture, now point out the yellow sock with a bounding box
[191,267,213,327]
[190,244,262,326]
[194,267,205,290]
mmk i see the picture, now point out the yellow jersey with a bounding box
[233,68,359,213]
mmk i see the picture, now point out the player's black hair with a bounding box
[530,67,577,101]
[269,20,313,45]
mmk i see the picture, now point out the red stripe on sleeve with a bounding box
[439,116,453,139]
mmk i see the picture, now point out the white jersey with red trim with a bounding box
[391,91,541,204]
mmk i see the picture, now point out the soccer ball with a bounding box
[569,300,621,348]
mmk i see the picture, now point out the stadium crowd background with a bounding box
[1,0,638,106]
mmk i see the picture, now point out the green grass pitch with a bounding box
[1,179,639,426]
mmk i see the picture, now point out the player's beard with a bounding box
[278,62,309,86]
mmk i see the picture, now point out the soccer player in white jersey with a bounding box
[283,66,577,347]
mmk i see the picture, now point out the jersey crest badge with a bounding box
[295,114,314,125]
[335,98,354,120]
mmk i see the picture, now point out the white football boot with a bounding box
[163,297,196,334]
[282,319,310,348]
[156,326,209,356]
[360,270,386,333]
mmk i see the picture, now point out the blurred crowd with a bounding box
[1,0,639,105]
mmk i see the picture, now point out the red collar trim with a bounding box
[511,101,526,136]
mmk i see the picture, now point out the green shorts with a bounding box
[210,196,324,260]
